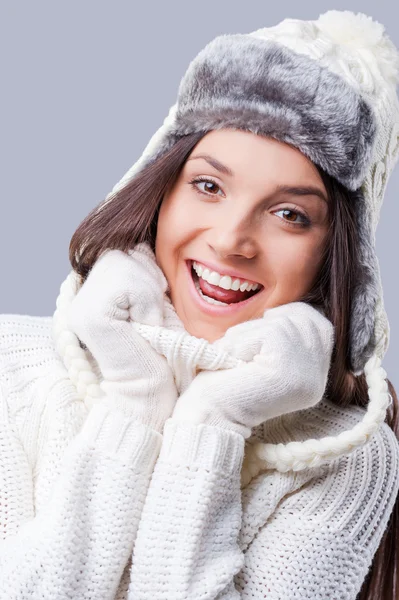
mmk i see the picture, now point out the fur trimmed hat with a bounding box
[106,9,399,376]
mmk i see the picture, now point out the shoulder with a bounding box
[0,312,54,347]
[0,312,66,382]
[0,312,71,435]
[1,312,55,359]
[278,417,398,556]
[348,419,399,550]
[251,397,399,552]
[238,402,399,596]
[0,313,88,471]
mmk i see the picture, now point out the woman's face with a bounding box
[155,128,330,342]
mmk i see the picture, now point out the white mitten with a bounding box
[170,302,335,439]
[67,242,178,433]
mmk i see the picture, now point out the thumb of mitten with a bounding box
[125,242,169,327]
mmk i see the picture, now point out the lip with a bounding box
[189,258,261,286]
[185,260,264,316]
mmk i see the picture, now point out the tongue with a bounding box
[199,276,255,304]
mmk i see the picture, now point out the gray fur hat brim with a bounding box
[139,35,378,191]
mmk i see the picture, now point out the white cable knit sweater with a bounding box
[1,312,399,600]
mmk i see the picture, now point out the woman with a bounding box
[1,9,398,600]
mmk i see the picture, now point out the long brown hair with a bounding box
[69,131,398,600]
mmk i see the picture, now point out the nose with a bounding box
[206,214,258,261]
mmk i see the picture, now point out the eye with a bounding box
[188,177,312,229]
[273,207,311,228]
[189,176,224,197]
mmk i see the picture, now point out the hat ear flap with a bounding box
[349,187,387,376]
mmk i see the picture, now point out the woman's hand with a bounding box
[67,242,178,433]
[170,302,335,438]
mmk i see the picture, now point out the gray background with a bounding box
[1,1,398,389]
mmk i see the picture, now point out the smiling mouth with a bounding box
[189,261,263,306]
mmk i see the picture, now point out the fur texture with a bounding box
[349,188,380,373]
[139,36,377,192]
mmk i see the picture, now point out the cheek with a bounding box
[155,198,192,271]
[156,196,197,248]
[264,234,324,291]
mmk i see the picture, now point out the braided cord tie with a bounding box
[52,271,103,409]
[52,270,391,488]
[240,353,391,487]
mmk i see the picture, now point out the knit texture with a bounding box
[1,313,398,599]
[54,261,393,480]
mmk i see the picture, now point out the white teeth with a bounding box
[192,261,261,292]
[231,279,241,291]
[219,275,231,290]
[193,276,229,306]
[208,271,221,286]
[201,268,210,283]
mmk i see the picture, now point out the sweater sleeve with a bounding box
[128,418,399,600]
[128,418,245,599]
[0,378,163,600]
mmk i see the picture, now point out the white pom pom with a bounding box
[317,10,399,87]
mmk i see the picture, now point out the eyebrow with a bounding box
[186,153,328,204]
